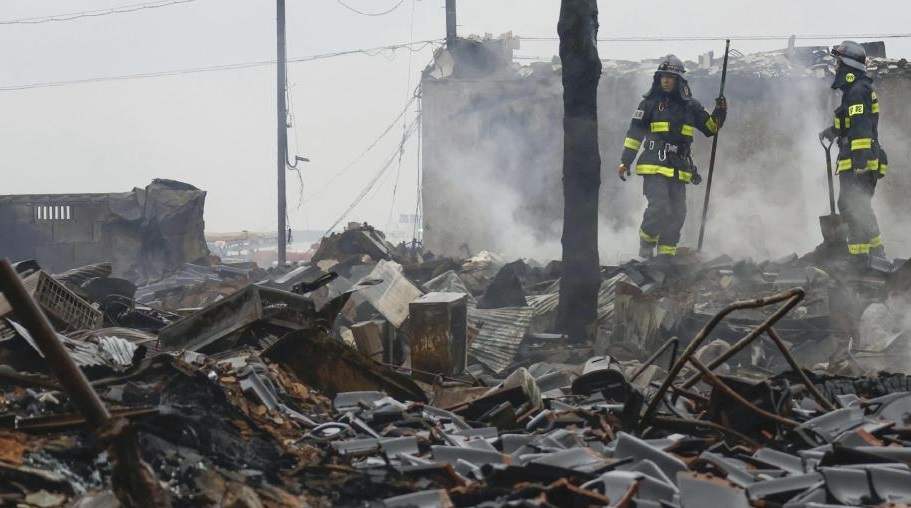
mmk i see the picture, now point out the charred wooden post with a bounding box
[555,0,602,342]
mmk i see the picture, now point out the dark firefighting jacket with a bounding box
[620,92,725,183]
[833,70,887,176]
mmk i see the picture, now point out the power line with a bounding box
[0,40,441,92]
[386,0,418,233]
[323,116,420,237]
[0,0,197,25]
[302,93,418,203]
[519,33,911,43]
[335,0,405,17]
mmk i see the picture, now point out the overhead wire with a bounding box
[0,40,442,92]
[0,0,197,25]
[301,93,418,202]
[322,116,420,237]
[386,0,418,234]
[335,0,405,17]
[411,100,423,243]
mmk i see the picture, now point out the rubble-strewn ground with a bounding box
[2,223,911,507]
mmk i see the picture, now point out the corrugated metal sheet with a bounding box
[6,320,140,373]
[92,335,139,370]
[597,273,631,322]
[467,306,534,373]
[54,263,112,286]
[525,273,630,332]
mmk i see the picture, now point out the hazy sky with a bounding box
[1,0,909,239]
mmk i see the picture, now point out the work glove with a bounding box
[715,96,727,111]
[691,172,702,185]
[819,126,836,144]
[618,163,631,182]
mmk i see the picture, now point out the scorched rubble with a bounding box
[0,224,910,506]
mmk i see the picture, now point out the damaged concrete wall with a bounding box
[422,46,911,261]
[0,179,209,280]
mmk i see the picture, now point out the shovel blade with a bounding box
[819,214,848,244]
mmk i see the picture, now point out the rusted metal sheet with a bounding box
[157,284,316,352]
[263,329,427,403]
[409,292,468,376]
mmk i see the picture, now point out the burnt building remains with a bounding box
[421,37,911,261]
[0,179,208,280]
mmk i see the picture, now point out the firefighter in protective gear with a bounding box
[819,41,888,260]
[618,55,727,259]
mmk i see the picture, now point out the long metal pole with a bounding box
[697,39,730,251]
[276,0,288,266]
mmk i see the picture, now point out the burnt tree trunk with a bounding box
[555,0,602,342]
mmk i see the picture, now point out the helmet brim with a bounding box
[838,56,867,72]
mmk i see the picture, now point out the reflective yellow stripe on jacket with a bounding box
[650,122,670,133]
[624,137,642,150]
[851,138,872,151]
[705,117,719,134]
[837,158,880,173]
[636,164,693,183]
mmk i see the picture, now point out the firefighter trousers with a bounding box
[639,174,686,253]
[837,171,881,255]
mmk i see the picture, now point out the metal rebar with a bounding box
[765,327,837,411]
[641,288,804,426]
[629,337,679,383]
[689,356,798,428]
[0,259,110,426]
[680,290,806,390]
[668,384,710,404]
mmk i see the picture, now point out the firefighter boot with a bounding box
[639,244,655,259]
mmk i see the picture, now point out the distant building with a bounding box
[0,179,209,281]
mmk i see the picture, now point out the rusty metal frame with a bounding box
[630,336,679,383]
[679,290,806,390]
[688,356,799,428]
[641,288,804,428]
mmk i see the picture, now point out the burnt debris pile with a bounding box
[1,223,911,507]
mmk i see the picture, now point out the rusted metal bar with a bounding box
[13,407,159,433]
[650,416,761,449]
[765,327,837,411]
[668,384,710,404]
[630,336,679,383]
[680,290,805,390]
[0,259,110,426]
[641,288,804,427]
[689,356,799,428]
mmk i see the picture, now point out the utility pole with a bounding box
[276,0,288,266]
[445,0,456,47]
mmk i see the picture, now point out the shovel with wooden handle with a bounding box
[819,136,847,245]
